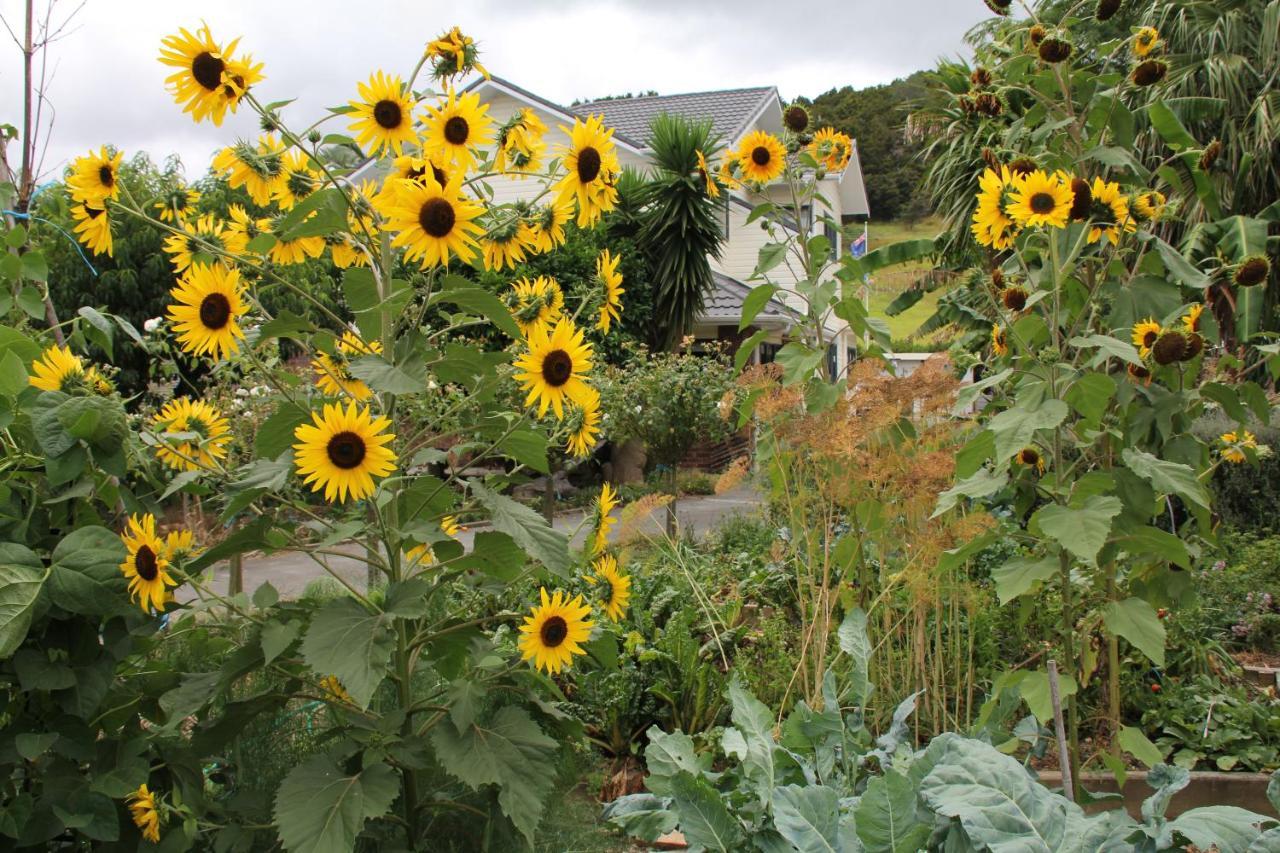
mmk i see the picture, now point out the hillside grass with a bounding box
[855,215,953,344]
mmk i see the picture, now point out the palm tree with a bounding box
[636,114,726,351]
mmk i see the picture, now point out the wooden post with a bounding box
[228,552,243,597]
[1048,659,1075,802]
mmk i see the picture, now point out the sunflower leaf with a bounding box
[300,598,394,710]
[470,481,570,575]
[274,757,398,853]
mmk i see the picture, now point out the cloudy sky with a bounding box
[1,0,987,182]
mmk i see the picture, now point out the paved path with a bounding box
[181,484,763,600]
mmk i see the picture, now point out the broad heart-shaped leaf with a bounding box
[274,756,398,853]
[470,481,570,575]
[668,771,744,853]
[1269,770,1280,815]
[1118,525,1191,569]
[601,794,678,842]
[47,526,130,617]
[1018,670,1078,724]
[1069,334,1144,368]
[988,399,1069,463]
[772,784,841,853]
[723,677,776,806]
[300,598,394,709]
[856,770,929,853]
[644,727,704,797]
[735,329,770,371]
[255,403,312,459]
[429,705,559,845]
[431,281,522,341]
[919,734,1085,851]
[933,467,1008,517]
[1117,726,1164,769]
[1064,371,1115,427]
[740,283,780,331]
[1031,496,1122,565]
[837,608,872,706]
[774,342,825,385]
[1121,448,1211,510]
[1168,806,1271,853]
[1103,597,1166,667]
[991,554,1059,604]
[0,557,48,658]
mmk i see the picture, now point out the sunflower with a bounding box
[809,127,853,172]
[154,184,201,223]
[313,331,382,401]
[1006,170,1072,229]
[496,108,548,175]
[223,204,268,256]
[555,115,621,227]
[162,213,230,273]
[273,150,321,210]
[317,675,353,704]
[293,402,397,503]
[212,135,285,206]
[127,784,162,843]
[586,553,631,622]
[1132,190,1167,222]
[1220,430,1258,465]
[595,249,625,333]
[421,88,493,173]
[695,150,720,198]
[66,147,123,206]
[152,397,231,471]
[507,276,564,337]
[1133,27,1161,58]
[158,24,262,126]
[527,197,573,254]
[119,514,178,613]
[163,529,197,561]
[718,157,743,191]
[348,71,417,156]
[991,324,1008,356]
[592,483,619,555]
[331,234,369,269]
[167,263,247,360]
[405,515,462,568]
[971,166,1019,250]
[1087,178,1135,245]
[263,215,326,266]
[1235,256,1271,287]
[425,26,489,81]
[376,174,483,268]
[1015,447,1046,474]
[513,320,594,419]
[1131,318,1162,358]
[736,130,787,184]
[565,385,602,458]
[518,588,594,675]
[480,215,534,272]
[1001,285,1028,312]
[29,345,87,393]
[783,103,810,133]
[1182,304,1205,335]
[71,203,113,257]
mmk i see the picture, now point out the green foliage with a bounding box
[1193,412,1280,533]
[1139,675,1280,772]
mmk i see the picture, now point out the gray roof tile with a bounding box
[575,87,778,147]
[702,271,796,325]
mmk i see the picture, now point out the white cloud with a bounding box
[0,0,985,181]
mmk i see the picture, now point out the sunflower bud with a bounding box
[1132,60,1168,87]
[984,0,1013,14]
[783,104,810,133]
[1096,0,1122,20]
[1235,256,1271,287]
[1069,178,1093,220]
[1039,37,1073,64]
[981,147,1002,172]
[1002,285,1028,311]
[1183,333,1205,360]
[259,113,279,133]
[1029,24,1048,47]
[974,93,1003,117]
[307,129,322,145]
[1009,157,1037,177]
[1199,139,1222,171]
[959,95,976,115]
[1152,330,1189,365]
[991,268,1005,289]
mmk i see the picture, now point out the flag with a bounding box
[850,231,867,258]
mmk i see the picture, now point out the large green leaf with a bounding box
[274,757,398,853]
[1117,726,1164,769]
[740,283,780,331]
[1168,806,1270,853]
[1121,448,1210,510]
[0,561,48,658]
[256,403,312,459]
[1103,597,1166,667]
[429,705,559,845]
[773,784,841,853]
[299,598,394,709]
[722,677,776,806]
[601,794,678,842]
[668,771,744,853]
[840,238,937,282]
[988,400,1069,463]
[1236,285,1265,343]
[644,727,704,797]
[856,770,928,852]
[837,608,872,706]
[431,281,522,341]
[470,482,570,575]
[991,554,1059,604]
[774,342,825,385]
[933,467,1008,517]
[1031,496,1122,564]
[919,734,1084,850]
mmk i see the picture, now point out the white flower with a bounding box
[235,388,250,397]
[634,405,643,414]
[143,317,163,333]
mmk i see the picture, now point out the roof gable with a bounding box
[574,86,779,148]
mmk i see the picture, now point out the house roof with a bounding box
[460,76,649,151]
[701,271,797,327]
[574,87,779,147]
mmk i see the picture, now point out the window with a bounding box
[823,221,839,260]
[759,342,782,364]
[825,344,838,379]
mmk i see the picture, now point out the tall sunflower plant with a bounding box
[757,1,1275,794]
[0,23,639,850]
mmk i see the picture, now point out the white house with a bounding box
[462,76,872,372]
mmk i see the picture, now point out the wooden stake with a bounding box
[1048,658,1075,802]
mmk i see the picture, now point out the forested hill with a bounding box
[804,72,937,222]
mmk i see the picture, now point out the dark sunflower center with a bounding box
[222,74,246,99]
[85,206,104,219]
[432,166,449,187]
[135,546,159,581]
[576,147,602,183]
[287,171,314,199]
[373,99,403,129]
[444,116,470,146]
[1030,192,1056,214]
[540,615,568,648]
[97,164,114,189]
[326,431,367,470]
[1022,450,1039,465]
[751,146,771,166]
[199,293,232,330]
[418,198,456,238]
[541,350,573,388]
[191,51,225,91]
[1143,330,1158,347]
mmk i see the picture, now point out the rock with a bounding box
[612,438,647,484]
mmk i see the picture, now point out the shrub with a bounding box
[1193,412,1280,533]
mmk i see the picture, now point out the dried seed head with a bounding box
[1235,256,1271,287]
[1039,37,1073,64]
[1132,60,1168,87]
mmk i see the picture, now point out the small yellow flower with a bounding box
[1133,27,1161,59]
[1132,318,1162,358]
[991,324,1008,356]
[585,553,631,622]
[127,784,162,843]
[1220,430,1258,464]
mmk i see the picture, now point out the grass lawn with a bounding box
[850,215,953,345]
